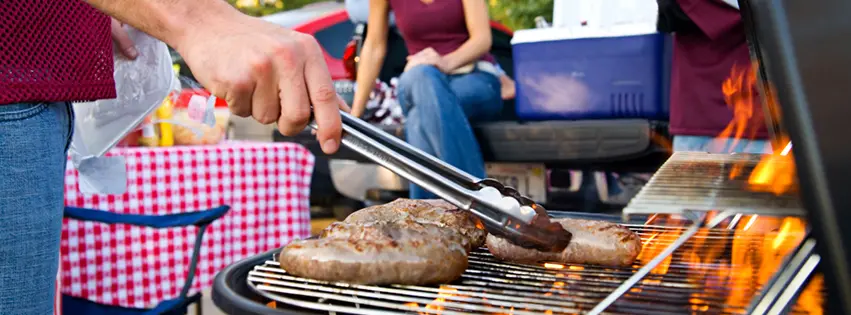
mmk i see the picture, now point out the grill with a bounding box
[211,207,820,315]
[212,150,823,314]
[245,223,816,315]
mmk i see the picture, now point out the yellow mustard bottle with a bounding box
[138,115,159,147]
[157,95,175,147]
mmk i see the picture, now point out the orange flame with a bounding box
[634,214,816,313]
[409,286,460,314]
[716,61,799,195]
[717,62,761,153]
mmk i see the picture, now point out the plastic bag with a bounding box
[69,25,175,195]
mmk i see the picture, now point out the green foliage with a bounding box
[488,0,554,31]
[226,0,325,17]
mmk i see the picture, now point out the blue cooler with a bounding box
[512,29,672,121]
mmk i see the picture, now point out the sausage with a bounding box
[279,221,468,285]
[322,217,473,251]
[344,198,487,250]
[486,218,642,267]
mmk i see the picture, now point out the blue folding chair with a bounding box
[61,205,231,315]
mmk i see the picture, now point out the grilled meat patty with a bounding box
[321,217,469,247]
[486,218,642,267]
[279,220,468,285]
[344,198,487,250]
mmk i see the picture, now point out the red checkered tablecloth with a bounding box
[60,141,314,308]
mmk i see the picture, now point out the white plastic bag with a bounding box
[69,25,175,195]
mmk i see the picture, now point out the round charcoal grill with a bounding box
[212,210,818,315]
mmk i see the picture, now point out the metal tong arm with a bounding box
[308,111,501,225]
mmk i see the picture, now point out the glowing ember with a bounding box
[543,263,565,270]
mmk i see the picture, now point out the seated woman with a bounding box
[351,0,503,199]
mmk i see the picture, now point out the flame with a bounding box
[716,62,760,153]
[798,274,825,315]
[631,213,819,313]
[715,61,799,195]
[410,286,460,314]
[723,216,809,309]
[748,139,798,195]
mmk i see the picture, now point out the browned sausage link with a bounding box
[280,222,469,285]
[486,218,642,267]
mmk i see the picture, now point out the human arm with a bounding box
[442,0,492,71]
[351,0,391,118]
[83,0,346,154]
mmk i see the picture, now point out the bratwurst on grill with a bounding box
[279,199,483,285]
[486,218,642,267]
[279,220,469,285]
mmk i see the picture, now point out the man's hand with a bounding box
[176,17,347,154]
[84,0,346,154]
[405,47,449,73]
[110,18,138,60]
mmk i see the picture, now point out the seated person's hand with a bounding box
[405,47,449,73]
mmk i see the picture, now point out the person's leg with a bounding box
[0,102,74,315]
[396,66,500,199]
[446,70,503,121]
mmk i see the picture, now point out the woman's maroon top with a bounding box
[388,0,495,64]
[670,0,767,139]
[0,0,116,105]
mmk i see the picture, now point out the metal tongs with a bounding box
[309,110,573,252]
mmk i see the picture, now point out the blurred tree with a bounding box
[226,0,327,17]
[488,0,554,31]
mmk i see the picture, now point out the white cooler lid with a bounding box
[511,26,659,45]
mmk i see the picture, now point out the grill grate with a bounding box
[247,224,820,315]
[623,152,804,218]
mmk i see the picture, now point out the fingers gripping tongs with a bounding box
[309,111,573,252]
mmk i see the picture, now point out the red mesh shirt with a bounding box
[0,0,116,105]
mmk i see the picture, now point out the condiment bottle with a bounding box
[156,95,175,147]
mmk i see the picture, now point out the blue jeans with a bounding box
[0,102,74,315]
[397,65,503,199]
[672,135,772,154]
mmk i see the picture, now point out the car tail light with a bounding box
[342,39,357,81]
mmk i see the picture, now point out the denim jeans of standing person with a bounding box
[672,135,772,154]
[397,65,503,199]
[0,102,74,315]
